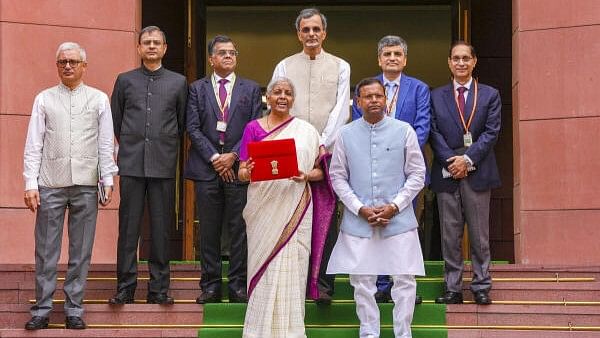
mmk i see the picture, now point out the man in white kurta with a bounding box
[23,42,118,330]
[327,78,425,338]
[272,7,350,304]
[271,8,350,152]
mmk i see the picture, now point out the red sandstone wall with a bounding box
[513,0,600,264]
[0,0,141,264]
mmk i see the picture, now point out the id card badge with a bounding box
[216,121,227,132]
[463,132,473,147]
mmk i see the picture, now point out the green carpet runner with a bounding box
[198,261,449,337]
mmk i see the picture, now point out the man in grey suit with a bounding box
[109,26,188,305]
[23,42,118,330]
[184,35,262,304]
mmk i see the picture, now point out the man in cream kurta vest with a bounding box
[272,7,351,304]
[23,42,118,330]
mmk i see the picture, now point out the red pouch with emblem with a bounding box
[248,138,299,182]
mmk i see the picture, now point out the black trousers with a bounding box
[195,178,248,293]
[116,176,174,295]
[317,201,339,295]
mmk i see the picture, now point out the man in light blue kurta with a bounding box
[351,34,431,305]
[327,78,426,338]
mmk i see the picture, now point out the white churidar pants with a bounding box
[349,274,417,338]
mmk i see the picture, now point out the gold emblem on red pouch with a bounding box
[271,160,279,175]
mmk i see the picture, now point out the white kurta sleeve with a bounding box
[330,134,364,215]
[392,128,426,212]
[23,94,46,191]
[97,93,119,186]
[320,60,351,150]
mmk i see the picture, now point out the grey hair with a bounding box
[377,35,408,56]
[295,8,327,31]
[266,77,296,97]
[56,42,87,62]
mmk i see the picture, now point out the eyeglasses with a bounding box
[450,56,473,64]
[57,59,84,68]
[214,50,239,57]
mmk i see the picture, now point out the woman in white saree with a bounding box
[237,77,323,338]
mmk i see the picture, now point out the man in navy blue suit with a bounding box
[351,35,431,304]
[184,35,262,304]
[430,41,501,305]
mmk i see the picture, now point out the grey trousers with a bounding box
[31,185,98,318]
[437,180,492,293]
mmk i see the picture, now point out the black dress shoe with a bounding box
[196,290,222,304]
[147,293,174,304]
[25,316,48,330]
[374,291,421,304]
[108,289,135,305]
[228,289,248,303]
[374,290,391,303]
[65,316,86,329]
[435,291,463,304]
[473,290,492,305]
[315,290,332,305]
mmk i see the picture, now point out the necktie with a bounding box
[218,78,229,144]
[218,78,229,115]
[385,83,397,115]
[457,86,467,118]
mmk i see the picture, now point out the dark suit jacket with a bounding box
[111,66,188,178]
[429,81,502,193]
[183,75,262,182]
[351,73,431,148]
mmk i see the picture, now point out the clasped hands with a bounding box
[212,153,238,182]
[359,204,397,227]
[446,155,468,179]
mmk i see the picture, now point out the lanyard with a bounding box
[386,83,400,116]
[211,73,236,118]
[454,79,478,133]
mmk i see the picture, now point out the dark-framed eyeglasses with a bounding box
[57,59,84,68]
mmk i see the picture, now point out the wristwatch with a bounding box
[389,203,399,215]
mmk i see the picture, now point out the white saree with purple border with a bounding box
[242,117,334,338]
